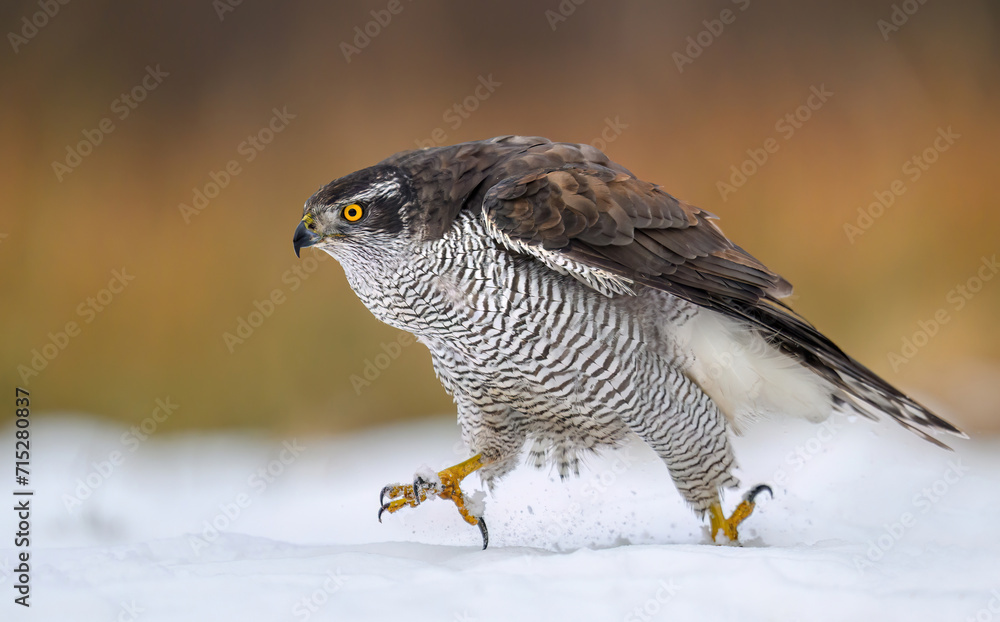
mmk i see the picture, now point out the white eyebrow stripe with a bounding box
[349,179,401,204]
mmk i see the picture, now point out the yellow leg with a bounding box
[708,484,772,543]
[379,454,490,548]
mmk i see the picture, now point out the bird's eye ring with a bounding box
[343,204,363,222]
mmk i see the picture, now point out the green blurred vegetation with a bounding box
[1,0,998,434]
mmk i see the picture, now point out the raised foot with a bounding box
[378,454,489,549]
[708,484,772,543]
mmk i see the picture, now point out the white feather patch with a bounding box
[678,310,833,431]
[481,215,635,297]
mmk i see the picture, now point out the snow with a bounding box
[465,490,487,519]
[413,464,442,487]
[2,413,999,622]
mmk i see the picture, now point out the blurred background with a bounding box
[2,0,998,436]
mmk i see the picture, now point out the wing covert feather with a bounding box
[482,163,792,305]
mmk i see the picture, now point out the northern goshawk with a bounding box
[293,135,964,547]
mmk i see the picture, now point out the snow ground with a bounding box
[2,413,999,622]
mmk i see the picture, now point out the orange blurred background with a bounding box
[2,0,998,434]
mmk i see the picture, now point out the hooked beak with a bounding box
[293,219,319,258]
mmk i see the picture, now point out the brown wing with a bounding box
[481,163,792,307]
[480,159,964,445]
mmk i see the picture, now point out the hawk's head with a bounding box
[293,164,416,259]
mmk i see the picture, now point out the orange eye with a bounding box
[343,204,363,222]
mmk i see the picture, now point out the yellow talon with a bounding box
[437,454,486,525]
[708,484,772,543]
[379,454,490,548]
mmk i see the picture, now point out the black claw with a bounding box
[378,504,386,524]
[477,517,489,550]
[379,485,391,507]
[412,477,424,506]
[746,484,773,504]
